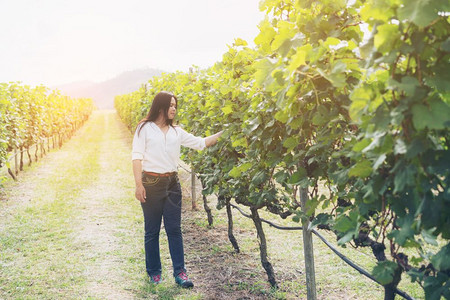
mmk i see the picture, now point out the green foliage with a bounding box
[115,0,450,296]
[0,82,94,170]
[341,0,450,296]
[373,260,399,285]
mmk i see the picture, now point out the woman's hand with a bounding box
[132,159,146,202]
[135,184,146,203]
[205,130,223,147]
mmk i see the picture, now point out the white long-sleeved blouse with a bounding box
[132,122,206,173]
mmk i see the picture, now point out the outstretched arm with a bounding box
[205,130,223,148]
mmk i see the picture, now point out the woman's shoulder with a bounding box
[173,124,186,132]
[135,121,154,133]
[173,125,191,137]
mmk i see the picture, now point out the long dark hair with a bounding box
[136,91,178,136]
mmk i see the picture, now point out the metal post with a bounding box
[300,187,317,300]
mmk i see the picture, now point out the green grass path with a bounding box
[1,111,157,299]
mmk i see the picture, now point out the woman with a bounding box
[132,91,222,288]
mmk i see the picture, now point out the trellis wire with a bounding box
[229,202,414,300]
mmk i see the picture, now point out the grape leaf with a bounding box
[373,261,398,285]
[398,0,440,28]
[348,160,372,178]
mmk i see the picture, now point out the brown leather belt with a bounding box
[144,171,177,177]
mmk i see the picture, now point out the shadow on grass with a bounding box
[180,209,289,299]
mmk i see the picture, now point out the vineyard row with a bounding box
[0,82,94,182]
[115,0,449,299]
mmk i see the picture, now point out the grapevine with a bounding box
[0,82,94,180]
[116,0,449,298]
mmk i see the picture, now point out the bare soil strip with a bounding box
[71,111,135,300]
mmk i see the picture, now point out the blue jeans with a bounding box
[140,172,186,277]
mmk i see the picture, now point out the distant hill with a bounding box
[54,68,163,109]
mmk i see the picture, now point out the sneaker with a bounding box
[175,271,194,288]
[149,274,161,284]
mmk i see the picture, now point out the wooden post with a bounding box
[19,146,24,171]
[7,152,17,180]
[300,187,317,300]
[188,66,197,211]
[14,146,19,176]
[191,167,197,210]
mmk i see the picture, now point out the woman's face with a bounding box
[168,97,177,120]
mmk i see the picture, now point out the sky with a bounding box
[0,0,265,87]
